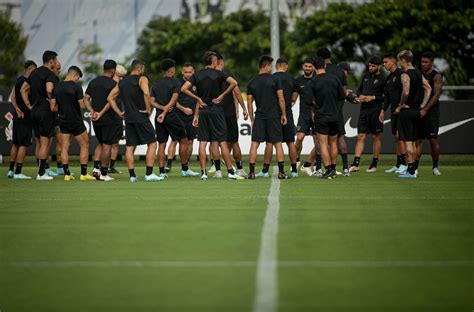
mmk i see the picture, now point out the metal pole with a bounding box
[270,0,280,71]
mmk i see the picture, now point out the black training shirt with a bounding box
[357,72,386,106]
[177,77,197,120]
[405,68,423,109]
[151,76,181,115]
[28,66,56,112]
[119,75,148,123]
[383,68,403,113]
[295,74,315,114]
[221,72,237,117]
[273,72,296,117]
[423,69,441,109]
[55,80,84,124]
[247,73,282,120]
[188,68,229,111]
[86,75,119,125]
[14,75,32,123]
[310,73,345,121]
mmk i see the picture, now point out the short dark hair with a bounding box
[24,60,37,69]
[303,57,314,65]
[312,57,325,70]
[276,57,288,66]
[183,62,194,68]
[68,65,83,78]
[42,50,58,64]
[368,55,382,65]
[202,51,217,66]
[316,47,331,59]
[103,59,117,71]
[383,53,397,61]
[216,53,224,61]
[131,59,145,69]
[161,58,176,71]
[258,55,273,68]
[421,51,435,62]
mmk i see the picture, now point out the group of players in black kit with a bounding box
[7,47,442,181]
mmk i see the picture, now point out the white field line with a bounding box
[252,167,281,312]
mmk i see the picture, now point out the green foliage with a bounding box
[78,43,104,83]
[0,11,28,87]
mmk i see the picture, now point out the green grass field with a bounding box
[0,155,473,311]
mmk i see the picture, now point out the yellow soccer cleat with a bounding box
[64,175,75,181]
[80,173,96,181]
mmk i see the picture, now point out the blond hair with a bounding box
[115,64,127,76]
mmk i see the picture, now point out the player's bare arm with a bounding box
[277,89,287,125]
[213,76,237,104]
[20,81,32,111]
[139,76,151,115]
[107,85,124,118]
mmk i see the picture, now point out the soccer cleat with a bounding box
[129,176,138,183]
[236,169,248,178]
[108,167,122,174]
[336,170,342,176]
[36,173,53,180]
[181,169,199,177]
[208,164,216,173]
[432,167,442,176]
[311,169,323,177]
[99,175,115,181]
[145,173,165,182]
[247,172,256,180]
[7,170,14,178]
[296,161,301,168]
[213,170,223,178]
[278,172,290,179]
[64,174,75,181]
[255,171,270,178]
[164,166,171,173]
[348,165,359,172]
[200,173,208,181]
[399,172,417,178]
[159,173,168,179]
[228,173,245,180]
[342,168,351,177]
[366,166,377,173]
[300,165,313,176]
[92,168,101,180]
[385,166,399,173]
[395,164,407,174]
[45,168,59,177]
[321,169,336,179]
[80,174,96,181]
[291,171,299,178]
[13,173,32,180]
[56,167,65,175]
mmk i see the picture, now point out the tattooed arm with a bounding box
[420,74,441,116]
[395,73,410,114]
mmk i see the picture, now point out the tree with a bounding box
[0,11,28,88]
[78,43,104,84]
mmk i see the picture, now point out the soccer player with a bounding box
[380,53,408,174]
[216,53,249,178]
[181,51,243,180]
[349,55,386,173]
[151,58,198,178]
[310,57,345,179]
[20,50,58,180]
[49,60,63,176]
[247,55,289,180]
[294,57,316,174]
[54,66,95,181]
[258,57,298,177]
[395,50,432,178]
[417,51,443,176]
[84,59,120,181]
[108,59,162,182]
[7,60,37,179]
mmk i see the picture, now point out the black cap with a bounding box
[337,61,352,74]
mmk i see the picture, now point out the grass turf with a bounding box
[0,155,473,311]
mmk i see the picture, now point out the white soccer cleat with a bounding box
[385,166,399,173]
[36,173,53,180]
[159,173,168,179]
[208,164,216,173]
[336,170,342,176]
[99,174,115,181]
[129,176,138,183]
[432,167,442,176]
[342,168,350,177]
[181,169,199,177]
[300,165,313,176]
[349,165,359,172]
[7,170,14,178]
[395,164,407,174]
[228,173,245,180]
[200,173,208,181]
[255,171,270,178]
[366,166,377,173]
[290,171,299,178]
[236,169,248,178]
[213,170,223,178]
[310,169,323,177]
[144,173,165,182]
[13,173,32,180]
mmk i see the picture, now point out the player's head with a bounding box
[337,61,352,77]
[215,53,225,71]
[67,65,83,82]
[368,55,382,74]
[202,51,217,68]
[182,62,194,80]
[53,60,61,77]
[258,55,273,73]
[131,59,145,74]
[24,60,37,76]
[114,64,127,82]
[103,59,117,75]
[421,51,435,72]
[383,53,398,71]
[397,50,413,68]
[161,58,176,76]
[302,57,314,76]
[312,57,325,70]
[275,57,288,72]
[316,47,331,60]
[42,50,58,69]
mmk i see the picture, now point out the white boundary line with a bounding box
[252,167,280,312]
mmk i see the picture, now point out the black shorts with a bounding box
[94,123,123,145]
[125,121,156,146]
[390,113,399,135]
[314,117,339,136]
[32,110,55,138]
[252,118,283,143]
[155,112,187,144]
[358,105,383,134]
[197,109,227,142]
[418,107,440,139]
[12,121,33,146]
[337,111,345,135]
[282,114,296,143]
[225,115,239,143]
[296,112,313,135]
[59,121,87,136]
[398,108,420,142]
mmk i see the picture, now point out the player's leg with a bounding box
[317,133,331,175]
[295,131,305,164]
[337,135,350,175]
[54,126,64,174]
[74,130,94,180]
[157,142,167,176]
[248,141,260,179]
[109,144,120,173]
[60,133,73,180]
[198,141,208,179]
[257,142,273,177]
[287,141,298,177]
[329,134,338,170]
[350,133,365,172]
[166,141,177,172]
[232,142,247,177]
[366,132,381,173]
[274,141,288,179]
[7,144,18,178]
